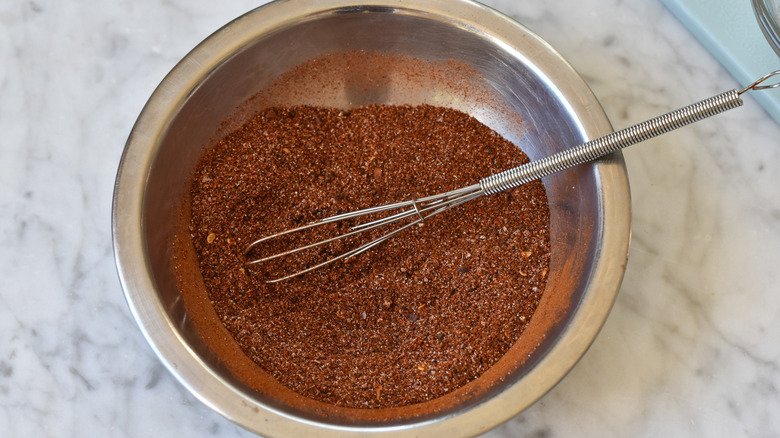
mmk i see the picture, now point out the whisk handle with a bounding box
[479,89,743,195]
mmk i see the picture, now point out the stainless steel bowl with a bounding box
[753,0,780,56]
[113,0,631,436]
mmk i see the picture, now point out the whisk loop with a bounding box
[245,184,484,283]
[245,71,780,283]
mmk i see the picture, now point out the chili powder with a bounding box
[186,104,551,409]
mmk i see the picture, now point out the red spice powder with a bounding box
[186,104,550,409]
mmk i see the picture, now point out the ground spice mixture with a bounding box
[186,104,551,409]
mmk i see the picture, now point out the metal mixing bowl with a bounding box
[113,0,631,436]
[753,0,780,56]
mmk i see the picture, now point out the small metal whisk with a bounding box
[245,71,780,283]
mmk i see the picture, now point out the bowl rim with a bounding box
[753,0,780,56]
[112,0,631,436]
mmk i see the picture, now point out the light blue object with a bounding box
[660,0,780,125]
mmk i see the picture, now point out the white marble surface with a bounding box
[2,0,780,436]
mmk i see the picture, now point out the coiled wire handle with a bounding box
[481,70,780,195]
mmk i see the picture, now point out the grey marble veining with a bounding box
[1,0,779,436]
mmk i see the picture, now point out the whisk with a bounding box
[245,71,780,283]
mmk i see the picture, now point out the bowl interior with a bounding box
[116,1,629,435]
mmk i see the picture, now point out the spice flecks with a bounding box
[186,104,551,409]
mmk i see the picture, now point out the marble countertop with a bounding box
[2,0,779,436]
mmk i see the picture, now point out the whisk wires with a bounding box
[244,184,483,283]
